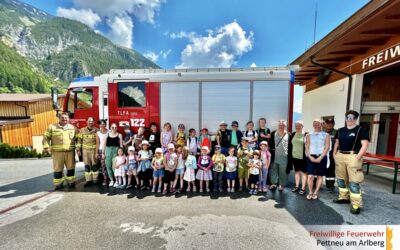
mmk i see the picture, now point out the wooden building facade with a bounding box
[0,94,64,150]
[292,0,400,156]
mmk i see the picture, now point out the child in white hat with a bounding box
[196,146,213,192]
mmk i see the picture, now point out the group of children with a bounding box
[110,121,272,195]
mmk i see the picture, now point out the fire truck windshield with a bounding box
[66,88,93,113]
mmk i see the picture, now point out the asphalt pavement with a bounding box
[0,158,399,249]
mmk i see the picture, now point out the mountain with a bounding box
[0,40,56,93]
[0,0,159,92]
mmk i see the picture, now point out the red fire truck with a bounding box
[53,67,295,133]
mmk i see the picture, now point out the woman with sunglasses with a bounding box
[333,110,369,215]
[104,123,123,187]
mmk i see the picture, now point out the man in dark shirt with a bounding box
[217,121,231,156]
[324,118,337,193]
[333,110,369,215]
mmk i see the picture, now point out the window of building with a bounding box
[118,82,146,108]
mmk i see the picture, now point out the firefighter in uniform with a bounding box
[333,110,369,214]
[43,112,78,190]
[76,117,99,186]
[324,118,337,193]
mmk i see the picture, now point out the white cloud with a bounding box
[106,15,134,48]
[170,31,196,40]
[56,0,164,48]
[160,49,171,59]
[294,97,303,113]
[250,62,256,67]
[144,49,172,62]
[56,7,101,29]
[175,21,254,68]
[144,51,159,62]
[71,0,163,23]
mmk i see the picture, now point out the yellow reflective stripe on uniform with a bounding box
[53,177,64,185]
[84,172,92,177]
[51,145,75,150]
[82,144,97,149]
[65,176,76,183]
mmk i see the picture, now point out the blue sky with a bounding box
[21,0,368,113]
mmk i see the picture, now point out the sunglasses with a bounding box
[346,115,356,121]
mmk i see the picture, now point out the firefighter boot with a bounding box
[84,165,93,186]
[91,164,100,184]
[333,178,350,204]
[349,182,362,214]
[53,172,64,190]
[66,169,76,188]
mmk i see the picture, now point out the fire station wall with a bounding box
[302,77,349,132]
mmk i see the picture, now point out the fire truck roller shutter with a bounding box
[252,81,290,131]
[160,82,200,135]
[201,82,250,133]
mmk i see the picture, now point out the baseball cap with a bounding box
[345,110,359,119]
[178,123,185,129]
[128,146,135,152]
[155,148,163,154]
[260,141,268,146]
[140,140,149,146]
[201,146,210,152]
[325,118,335,124]
[167,143,175,149]
[219,121,228,126]
[201,128,208,132]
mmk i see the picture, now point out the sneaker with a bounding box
[157,187,162,193]
[109,181,114,187]
[141,186,146,191]
[146,186,151,190]
[193,187,197,192]
[219,188,224,192]
[126,185,132,189]
[113,182,119,187]
[249,189,253,195]
[263,187,268,193]
[54,184,64,191]
[253,189,258,195]
[230,189,234,193]
[162,189,167,195]
[206,189,210,192]
[186,187,191,192]
[152,187,156,193]
[258,187,262,192]
[173,188,179,194]
[213,188,218,192]
[333,199,351,204]
[134,185,139,189]
[350,206,361,214]
[177,188,182,194]
[227,188,231,192]
[170,187,174,193]
[102,181,108,186]
[118,185,126,189]
[199,189,203,193]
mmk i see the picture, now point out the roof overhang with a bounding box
[291,0,400,92]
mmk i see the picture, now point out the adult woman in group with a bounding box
[96,119,109,186]
[305,119,330,200]
[104,123,123,187]
[288,121,308,195]
[269,120,290,191]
